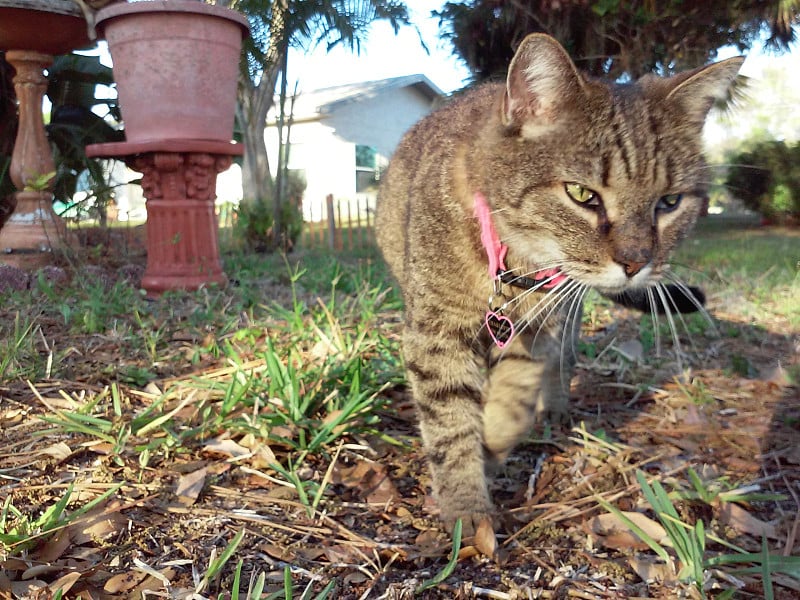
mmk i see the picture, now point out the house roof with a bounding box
[285,74,445,121]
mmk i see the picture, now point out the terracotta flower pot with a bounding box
[95,0,249,144]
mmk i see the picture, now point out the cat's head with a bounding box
[485,34,743,295]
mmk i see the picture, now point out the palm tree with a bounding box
[218,0,411,249]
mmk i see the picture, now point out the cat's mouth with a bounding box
[498,267,568,291]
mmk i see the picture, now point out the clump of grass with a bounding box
[597,469,798,598]
[1,482,121,555]
[0,311,42,381]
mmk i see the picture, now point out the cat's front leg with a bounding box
[403,326,493,536]
[483,312,580,463]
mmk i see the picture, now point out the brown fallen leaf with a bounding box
[627,555,677,584]
[474,517,498,559]
[332,459,400,505]
[49,572,82,596]
[203,437,250,459]
[11,579,47,599]
[22,564,65,580]
[37,442,73,461]
[128,567,175,599]
[175,467,207,506]
[586,511,670,552]
[414,529,450,558]
[718,502,778,539]
[68,500,129,545]
[33,528,72,562]
[104,570,148,594]
[261,543,296,562]
[238,433,277,468]
[459,517,501,562]
[323,544,365,564]
[85,441,115,455]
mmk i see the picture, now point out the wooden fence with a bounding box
[300,194,376,251]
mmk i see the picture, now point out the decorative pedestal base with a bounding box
[0,191,70,269]
[86,140,242,296]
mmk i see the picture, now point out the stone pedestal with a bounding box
[0,50,70,266]
[86,140,242,296]
[7,50,55,188]
[0,190,68,269]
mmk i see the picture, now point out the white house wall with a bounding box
[263,80,440,222]
[266,121,356,221]
[325,85,434,159]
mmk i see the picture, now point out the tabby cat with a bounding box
[375,34,743,535]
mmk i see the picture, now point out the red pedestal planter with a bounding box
[0,0,90,266]
[87,140,242,296]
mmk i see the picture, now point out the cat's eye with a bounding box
[565,183,600,207]
[656,193,683,212]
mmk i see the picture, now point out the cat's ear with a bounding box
[664,56,745,123]
[502,33,586,130]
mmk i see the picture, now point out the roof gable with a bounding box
[287,74,444,121]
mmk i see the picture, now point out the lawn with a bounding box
[0,216,798,599]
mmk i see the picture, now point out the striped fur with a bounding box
[375,34,742,535]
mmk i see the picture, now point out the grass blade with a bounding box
[415,519,462,594]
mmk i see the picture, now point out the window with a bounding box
[355,144,385,194]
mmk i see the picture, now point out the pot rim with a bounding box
[96,0,250,35]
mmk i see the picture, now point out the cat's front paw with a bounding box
[536,388,571,424]
[440,503,495,538]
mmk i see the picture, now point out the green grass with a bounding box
[2,247,404,550]
[675,216,800,326]
[597,469,798,599]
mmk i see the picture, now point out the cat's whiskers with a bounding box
[496,266,712,378]
[523,279,586,386]
[559,283,588,391]
[659,280,716,354]
[663,272,718,334]
[653,283,686,371]
[646,287,662,357]
[522,278,584,345]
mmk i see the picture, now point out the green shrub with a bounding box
[234,171,306,252]
[726,140,800,224]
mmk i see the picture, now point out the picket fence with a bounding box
[300,194,376,251]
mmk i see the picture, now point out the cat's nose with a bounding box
[622,260,649,277]
[614,247,652,277]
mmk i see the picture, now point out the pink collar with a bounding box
[473,192,566,289]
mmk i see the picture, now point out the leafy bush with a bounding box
[726,140,800,224]
[235,170,306,252]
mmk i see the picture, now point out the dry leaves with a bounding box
[332,457,400,505]
[586,511,671,552]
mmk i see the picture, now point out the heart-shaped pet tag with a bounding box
[486,310,515,348]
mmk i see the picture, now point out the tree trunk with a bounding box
[238,63,279,204]
[237,0,287,206]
